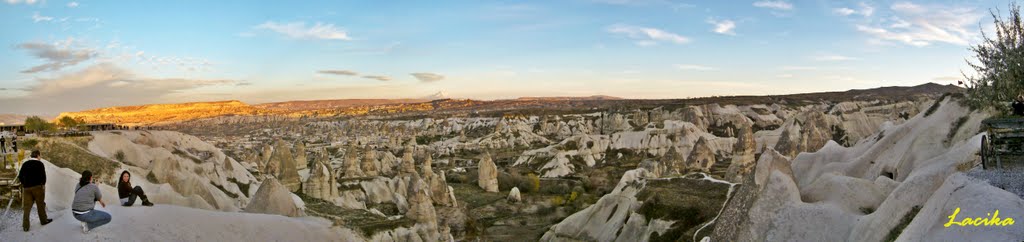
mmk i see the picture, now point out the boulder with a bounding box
[245,178,304,217]
[477,152,499,193]
[507,187,522,203]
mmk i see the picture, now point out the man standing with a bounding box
[18,150,52,231]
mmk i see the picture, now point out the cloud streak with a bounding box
[753,1,793,11]
[16,40,98,73]
[318,70,359,76]
[854,2,980,47]
[410,73,444,82]
[0,63,242,114]
[708,19,736,35]
[255,21,352,41]
[607,24,689,46]
[362,75,391,81]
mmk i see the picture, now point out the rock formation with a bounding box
[726,122,756,182]
[400,148,418,176]
[404,178,438,224]
[421,156,452,206]
[245,178,304,217]
[303,152,339,201]
[661,145,684,176]
[270,140,302,192]
[342,145,364,178]
[293,141,308,171]
[682,106,709,131]
[687,136,716,172]
[362,148,380,177]
[477,152,499,193]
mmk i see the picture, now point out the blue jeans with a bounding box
[73,210,111,230]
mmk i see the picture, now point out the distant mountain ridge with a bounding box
[52,83,963,126]
[0,114,30,125]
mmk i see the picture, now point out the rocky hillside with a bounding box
[55,100,265,126]
[708,96,1023,241]
[0,113,30,125]
[52,83,961,128]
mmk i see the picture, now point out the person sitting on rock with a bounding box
[1014,94,1024,116]
[117,170,153,206]
[72,170,111,233]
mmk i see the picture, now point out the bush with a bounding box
[962,2,1024,113]
[550,196,565,206]
[527,173,540,192]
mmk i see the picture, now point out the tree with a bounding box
[963,2,1024,113]
[57,116,84,131]
[23,116,55,133]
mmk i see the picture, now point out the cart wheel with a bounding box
[981,135,989,170]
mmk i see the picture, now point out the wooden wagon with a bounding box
[980,117,1024,169]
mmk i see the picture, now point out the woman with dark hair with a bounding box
[117,170,153,206]
[72,170,111,233]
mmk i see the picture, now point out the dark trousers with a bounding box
[123,186,148,206]
[22,185,48,231]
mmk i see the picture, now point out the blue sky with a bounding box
[0,0,1005,115]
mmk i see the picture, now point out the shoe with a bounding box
[23,227,28,232]
[142,201,153,206]
[41,218,52,226]
[81,222,89,233]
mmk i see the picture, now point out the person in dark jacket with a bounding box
[1014,94,1024,116]
[11,136,17,153]
[117,170,152,206]
[17,150,52,231]
[72,170,110,233]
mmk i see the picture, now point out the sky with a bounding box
[0,0,1008,115]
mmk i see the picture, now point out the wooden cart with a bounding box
[980,117,1024,169]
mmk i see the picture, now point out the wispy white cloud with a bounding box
[32,12,53,22]
[411,72,445,82]
[255,21,352,41]
[753,1,793,11]
[708,19,736,35]
[67,1,78,7]
[5,0,39,5]
[675,64,716,71]
[834,2,874,17]
[607,24,689,46]
[855,2,980,47]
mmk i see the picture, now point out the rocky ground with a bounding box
[6,84,1018,241]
